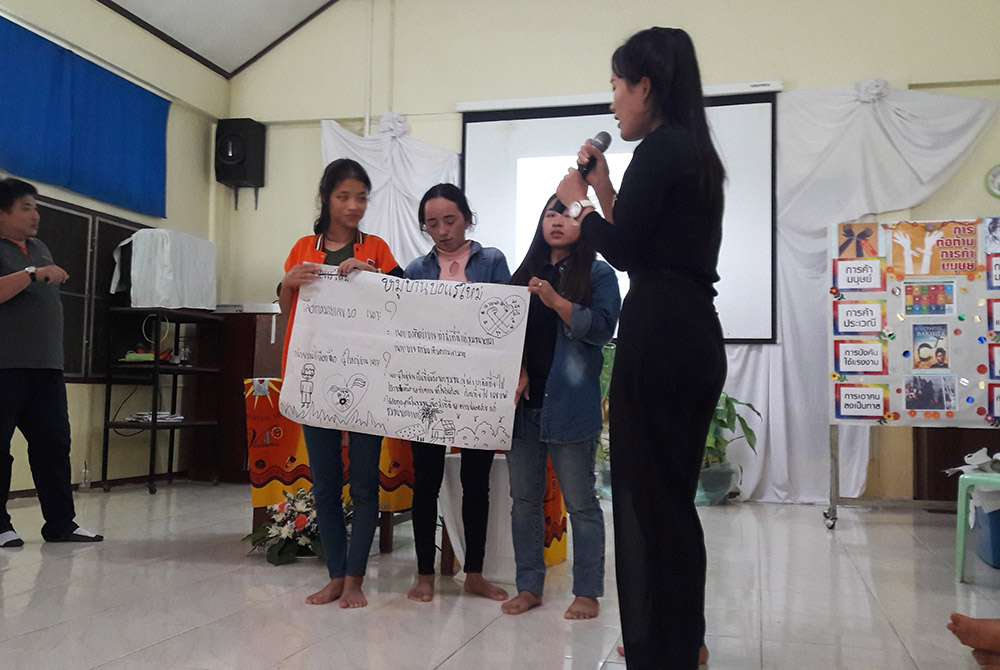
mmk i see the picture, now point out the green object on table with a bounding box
[121,352,155,362]
[600,344,615,402]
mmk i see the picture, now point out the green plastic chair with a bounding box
[955,471,1000,582]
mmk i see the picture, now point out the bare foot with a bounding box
[501,590,542,615]
[949,613,1000,651]
[339,576,368,608]
[407,574,435,602]
[305,577,344,605]
[564,596,599,620]
[464,572,508,601]
[972,648,1000,667]
[616,644,709,665]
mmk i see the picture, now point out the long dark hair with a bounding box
[313,158,372,235]
[612,27,725,213]
[417,183,476,231]
[511,195,596,305]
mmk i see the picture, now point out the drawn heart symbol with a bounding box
[325,373,369,414]
[478,295,526,338]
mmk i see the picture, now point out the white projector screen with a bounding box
[462,92,776,342]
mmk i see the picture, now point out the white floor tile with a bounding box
[4,482,998,669]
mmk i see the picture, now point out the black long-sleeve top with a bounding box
[581,123,723,295]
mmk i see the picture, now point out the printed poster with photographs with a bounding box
[828,219,1000,427]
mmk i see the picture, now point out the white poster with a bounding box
[279,269,528,450]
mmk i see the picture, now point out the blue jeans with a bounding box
[301,426,382,579]
[506,408,605,597]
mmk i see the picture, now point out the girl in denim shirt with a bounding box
[502,195,621,619]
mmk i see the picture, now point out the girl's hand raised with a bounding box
[528,278,560,309]
[529,277,573,326]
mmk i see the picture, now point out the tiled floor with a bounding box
[0,481,995,669]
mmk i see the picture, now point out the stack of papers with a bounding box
[126,412,183,422]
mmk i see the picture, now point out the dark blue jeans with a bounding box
[301,426,382,579]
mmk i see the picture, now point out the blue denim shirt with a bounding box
[518,260,621,444]
[403,241,511,283]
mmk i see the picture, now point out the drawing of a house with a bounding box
[430,420,456,443]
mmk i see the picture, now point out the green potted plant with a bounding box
[594,344,615,499]
[696,392,761,506]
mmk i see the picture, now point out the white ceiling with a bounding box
[103,0,336,77]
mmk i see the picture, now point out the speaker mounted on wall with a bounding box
[215,118,266,209]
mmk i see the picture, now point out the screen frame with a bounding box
[460,91,777,344]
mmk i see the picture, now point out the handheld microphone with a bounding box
[577,131,612,178]
[553,131,612,213]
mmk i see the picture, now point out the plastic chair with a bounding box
[956,471,1000,582]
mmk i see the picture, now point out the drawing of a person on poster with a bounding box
[912,323,949,371]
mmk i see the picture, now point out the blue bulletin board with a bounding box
[828,218,1000,427]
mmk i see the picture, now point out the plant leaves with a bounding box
[704,393,761,466]
[266,540,285,565]
[736,414,757,451]
[241,526,269,545]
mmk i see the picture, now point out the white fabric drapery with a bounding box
[320,113,460,267]
[724,81,999,503]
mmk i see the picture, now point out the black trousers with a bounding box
[610,284,727,670]
[410,441,494,575]
[0,369,77,539]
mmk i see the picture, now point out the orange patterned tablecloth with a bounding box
[245,378,414,527]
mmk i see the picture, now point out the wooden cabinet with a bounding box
[184,309,287,483]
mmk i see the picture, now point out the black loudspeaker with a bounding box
[215,118,266,188]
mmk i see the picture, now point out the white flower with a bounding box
[297,536,311,546]
[294,500,309,513]
[279,523,295,539]
[267,525,281,538]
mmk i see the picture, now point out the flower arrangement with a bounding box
[243,488,324,565]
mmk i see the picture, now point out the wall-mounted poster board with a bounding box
[828,218,1000,428]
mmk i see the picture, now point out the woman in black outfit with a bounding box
[557,27,727,669]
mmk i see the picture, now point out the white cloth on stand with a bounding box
[111,229,217,309]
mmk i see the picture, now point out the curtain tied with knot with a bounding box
[321,114,460,267]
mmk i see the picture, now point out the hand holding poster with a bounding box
[279,269,528,450]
